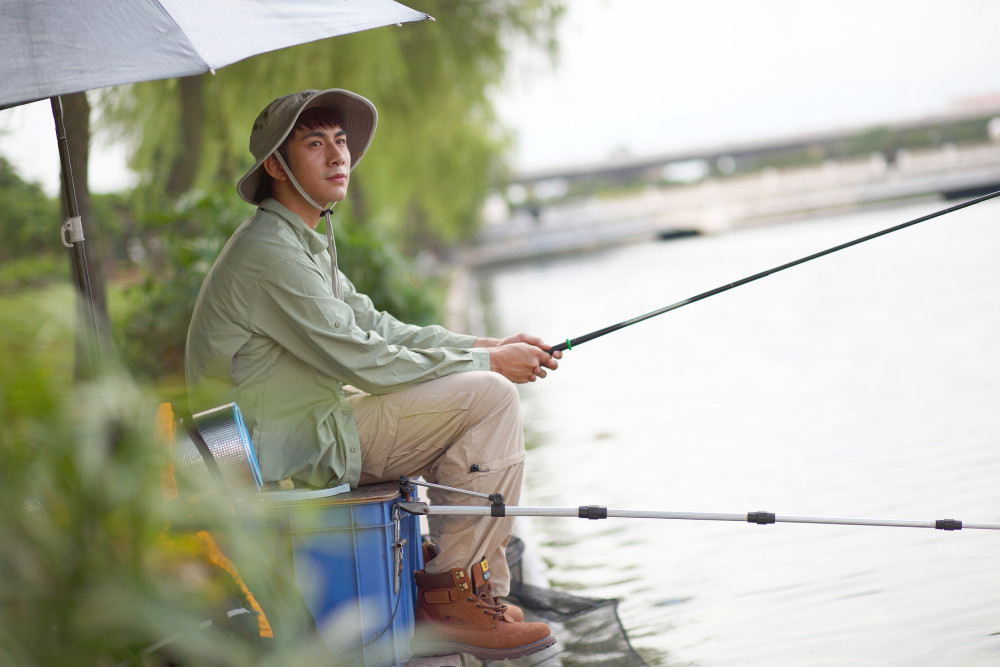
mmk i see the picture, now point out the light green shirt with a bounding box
[185,199,490,488]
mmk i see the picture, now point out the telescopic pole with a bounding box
[548,189,1000,354]
[397,501,1000,532]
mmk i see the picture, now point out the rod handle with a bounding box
[547,338,573,354]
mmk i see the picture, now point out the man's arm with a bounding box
[252,257,489,394]
[255,257,560,389]
[342,273,563,384]
[343,273,477,349]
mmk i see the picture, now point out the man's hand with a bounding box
[487,340,561,384]
[475,333,564,357]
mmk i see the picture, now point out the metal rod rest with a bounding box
[401,476,494,501]
[396,502,1000,531]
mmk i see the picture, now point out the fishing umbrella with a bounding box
[0,0,432,372]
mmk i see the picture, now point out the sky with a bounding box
[493,0,1000,171]
[2,0,999,195]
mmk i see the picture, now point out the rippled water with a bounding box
[474,199,1000,666]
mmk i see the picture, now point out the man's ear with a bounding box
[262,154,288,181]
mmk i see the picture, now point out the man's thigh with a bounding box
[349,371,521,483]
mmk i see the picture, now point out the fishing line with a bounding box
[547,189,1000,353]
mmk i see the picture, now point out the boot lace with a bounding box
[469,590,508,618]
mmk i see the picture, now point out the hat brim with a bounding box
[236,89,377,205]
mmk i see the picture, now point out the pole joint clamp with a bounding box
[490,496,506,517]
[578,505,608,520]
[747,511,776,525]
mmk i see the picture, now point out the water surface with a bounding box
[474,199,1000,665]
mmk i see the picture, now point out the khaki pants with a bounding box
[348,371,524,597]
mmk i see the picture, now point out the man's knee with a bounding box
[428,372,524,480]
[468,371,519,409]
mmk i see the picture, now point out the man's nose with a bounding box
[329,145,347,165]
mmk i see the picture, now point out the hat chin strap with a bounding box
[274,152,343,300]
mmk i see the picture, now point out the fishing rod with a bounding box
[398,478,1000,532]
[547,189,1000,353]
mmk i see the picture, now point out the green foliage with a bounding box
[113,190,245,380]
[0,153,135,289]
[0,254,69,292]
[0,307,332,665]
[846,117,992,156]
[327,216,444,327]
[0,154,60,260]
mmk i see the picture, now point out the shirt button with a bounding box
[350,447,358,453]
[334,320,342,328]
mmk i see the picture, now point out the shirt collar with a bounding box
[259,198,328,255]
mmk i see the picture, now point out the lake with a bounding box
[472,197,1000,666]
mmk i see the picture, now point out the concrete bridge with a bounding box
[507,108,1000,190]
[468,133,1000,267]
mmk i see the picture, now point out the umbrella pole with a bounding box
[52,95,103,374]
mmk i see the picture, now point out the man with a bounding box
[185,88,561,660]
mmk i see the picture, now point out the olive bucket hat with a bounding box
[236,88,377,205]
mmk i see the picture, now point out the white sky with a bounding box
[2,0,999,194]
[494,0,1000,170]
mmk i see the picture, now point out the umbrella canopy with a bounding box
[2,0,430,108]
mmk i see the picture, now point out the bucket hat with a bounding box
[236,88,377,205]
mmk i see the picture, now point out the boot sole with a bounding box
[423,634,557,660]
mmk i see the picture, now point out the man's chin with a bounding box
[323,188,348,206]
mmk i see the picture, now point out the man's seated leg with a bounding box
[350,371,555,658]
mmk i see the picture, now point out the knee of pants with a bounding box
[431,373,525,482]
[467,370,519,408]
[472,372,522,431]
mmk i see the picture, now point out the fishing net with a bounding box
[470,537,648,667]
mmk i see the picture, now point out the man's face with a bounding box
[283,122,352,206]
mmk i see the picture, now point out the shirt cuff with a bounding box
[469,347,492,372]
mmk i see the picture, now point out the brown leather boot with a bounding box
[414,559,556,660]
[422,543,525,622]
